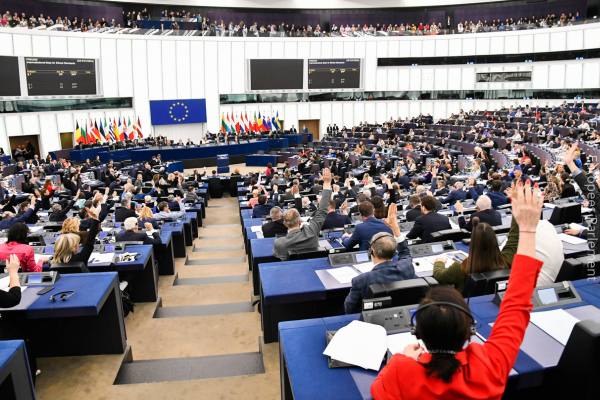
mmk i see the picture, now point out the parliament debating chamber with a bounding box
[2,0,600,399]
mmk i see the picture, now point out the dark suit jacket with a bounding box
[344,240,417,313]
[458,208,502,231]
[405,206,422,222]
[441,189,468,205]
[252,204,272,219]
[261,219,287,238]
[407,212,452,243]
[322,212,352,230]
[487,191,508,209]
[116,230,162,245]
[114,206,137,222]
[343,217,393,251]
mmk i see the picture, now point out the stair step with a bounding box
[154,301,253,318]
[174,275,248,285]
[185,256,246,265]
[114,347,264,384]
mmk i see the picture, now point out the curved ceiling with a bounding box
[103,0,512,10]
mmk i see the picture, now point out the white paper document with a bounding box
[558,233,587,245]
[353,261,375,274]
[88,252,116,264]
[326,266,360,284]
[530,309,580,345]
[250,225,262,233]
[29,226,44,233]
[386,332,424,355]
[323,320,388,371]
[0,276,26,293]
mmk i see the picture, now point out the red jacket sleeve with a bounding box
[482,254,542,379]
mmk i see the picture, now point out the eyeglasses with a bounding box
[49,290,75,302]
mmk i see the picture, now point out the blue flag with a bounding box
[149,99,207,125]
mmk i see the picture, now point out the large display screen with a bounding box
[25,57,97,96]
[0,56,21,96]
[249,59,303,90]
[308,59,361,89]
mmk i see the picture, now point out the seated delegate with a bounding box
[372,181,544,400]
[406,195,452,243]
[0,223,45,272]
[52,209,100,267]
[273,168,332,260]
[433,217,518,292]
[344,204,417,313]
[455,195,502,231]
[342,201,392,251]
[0,255,22,308]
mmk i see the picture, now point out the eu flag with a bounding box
[149,99,207,125]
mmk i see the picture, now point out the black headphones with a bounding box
[410,301,477,338]
[49,290,75,302]
[368,232,395,259]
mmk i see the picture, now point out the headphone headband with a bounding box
[410,301,477,337]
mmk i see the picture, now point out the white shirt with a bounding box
[535,219,565,287]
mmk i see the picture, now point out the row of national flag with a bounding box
[220,111,282,134]
[74,116,144,145]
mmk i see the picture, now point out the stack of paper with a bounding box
[327,267,360,284]
[386,332,425,355]
[353,261,375,274]
[558,233,587,245]
[88,252,116,264]
[250,225,262,233]
[323,320,388,370]
[0,276,27,293]
[530,309,580,345]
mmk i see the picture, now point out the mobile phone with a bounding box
[37,286,54,295]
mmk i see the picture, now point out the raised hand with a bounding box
[510,180,543,233]
[563,144,579,170]
[384,203,400,237]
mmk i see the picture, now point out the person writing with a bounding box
[372,180,544,400]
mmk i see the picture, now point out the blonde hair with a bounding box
[138,206,154,220]
[53,233,81,264]
[61,217,80,234]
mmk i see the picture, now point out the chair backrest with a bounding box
[464,268,511,296]
[50,262,89,274]
[555,320,600,399]
[367,277,438,307]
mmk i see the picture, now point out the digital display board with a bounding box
[25,57,97,96]
[0,56,21,97]
[308,59,361,89]
[249,59,303,90]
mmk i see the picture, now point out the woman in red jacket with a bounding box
[372,180,544,400]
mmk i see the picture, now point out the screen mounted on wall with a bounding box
[249,59,303,91]
[308,59,361,89]
[25,57,97,96]
[0,56,21,97]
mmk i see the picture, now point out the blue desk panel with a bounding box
[245,154,279,167]
[66,135,310,163]
[0,340,36,400]
[27,272,118,319]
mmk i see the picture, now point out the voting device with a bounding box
[493,281,582,309]
[18,271,60,286]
